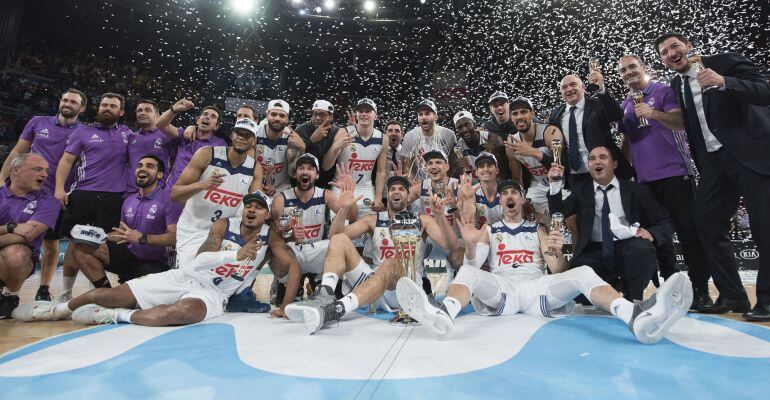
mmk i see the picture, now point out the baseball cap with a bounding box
[497,179,524,194]
[267,99,290,114]
[232,118,259,136]
[509,96,534,110]
[355,98,377,112]
[312,100,334,114]
[474,151,498,167]
[416,99,437,114]
[387,175,411,191]
[243,191,270,212]
[70,225,108,248]
[452,110,475,126]
[296,153,320,170]
[488,91,509,104]
[422,149,448,163]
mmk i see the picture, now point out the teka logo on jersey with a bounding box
[301,224,323,239]
[378,238,416,260]
[214,262,254,281]
[204,187,243,208]
[496,244,534,267]
[348,153,375,172]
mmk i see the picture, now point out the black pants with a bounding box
[644,175,710,292]
[695,149,770,304]
[60,190,123,239]
[572,238,657,301]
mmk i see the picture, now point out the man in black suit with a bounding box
[547,146,674,301]
[655,33,770,321]
[549,74,634,188]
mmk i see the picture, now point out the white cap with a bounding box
[70,225,108,248]
[233,118,259,136]
[356,98,377,112]
[312,100,335,114]
[416,99,437,114]
[296,153,320,170]
[488,91,509,104]
[268,99,290,114]
[453,110,475,126]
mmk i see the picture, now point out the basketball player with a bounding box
[449,111,510,181]
[14,192,282,326]
[284,176,457,334]
[322,98,388,216]
[171,118,262,269]
[395,180,693,344]
[255,100,305,198]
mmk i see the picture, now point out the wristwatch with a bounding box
[6,222,17,234]
[139,234,148,245]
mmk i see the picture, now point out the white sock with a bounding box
[321,273,339,291]
[116,309,137,324]
[2,288,19,296]
[338,293,359,316]
[442,296,462,320]
[52,302,73,319]
[62,276,76,293]
[610,297,635,324]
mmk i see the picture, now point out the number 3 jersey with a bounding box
[486,220,544,275]
[188,219,270,297]
[178,146,256,231]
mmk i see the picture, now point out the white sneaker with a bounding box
[71,304,124,325]
[12,301,59,322]
[56,291,72,303]
[396,277,455,340]
[629,272,694,344]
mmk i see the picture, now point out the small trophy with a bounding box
[687,52,717,93]
[544,212,564,257]
[264,158,275,188]
[585,59,602,96]
[629,91,652,130]
[550,138,564,181]
[278,213,293,239]
[434,181,457,214]
[362,198,375,208]
[389,211,422,324]
[292,207,305,245]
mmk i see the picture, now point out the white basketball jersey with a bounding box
[457,130,490,174]
[190,220,269,297]
[178,146,256,230]
[336,126,383,192]
[487,220,544,275]
[475,187,503,227]
[255,125,291,194]
[280,187,327,244]
[512,123,551,189]
[371,211,425,270]
[415,177,459,224]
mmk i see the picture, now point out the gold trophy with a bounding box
[264,158,275,188]
[687,52,717,93]
[434,181,457,214]
[389,211,423,324]
[550,138,564,181]
[630,91,652,130]
[544,212,564,257]
[291,207,305,245]
[585,59,602,96]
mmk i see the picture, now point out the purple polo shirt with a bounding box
[65,123,133,193]
[619,80,693,183]
[0,184,61,255]
[165,131,227,188]
[126,127,177,193]
[19,115,80,194]
[121,187,182,263]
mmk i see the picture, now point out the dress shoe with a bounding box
[743,303,770,322]
[690,290,714,311]
[697,297,751,314]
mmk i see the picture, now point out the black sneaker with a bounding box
[0,294,20,319]
[284,291,342,335]
[36,286,52,302]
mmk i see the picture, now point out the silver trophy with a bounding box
[362,198,374,208]
[629,91,652,130]
[292,207,305,245]
[278,213,293,239]
[544,212,565,257]
[264,158,275,188]
[687,52,717,94]
[388,211,423,324]
[434,181,457,214]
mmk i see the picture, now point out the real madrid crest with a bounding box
[350,144,357,152]
[495,233,503,243]
[257,145,264,154]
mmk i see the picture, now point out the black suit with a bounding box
[549,89,635,185]
[670,52,770,305]
[548,177,675,300]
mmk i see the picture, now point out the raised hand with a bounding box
[199,171,225,191]
[346,110,356,126]
[459,212,486,245]
[310,120,332,143]
[172,98,195,114]
[236,236,263,261]
[547,162,564,183]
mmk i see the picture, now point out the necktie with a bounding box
[568,106,584,171]
[682,76,707,153]
[599,184,615,269]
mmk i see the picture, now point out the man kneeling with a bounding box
[395,180,693,344]
[14,192,275,326]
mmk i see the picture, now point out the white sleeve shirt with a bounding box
[591,176,627,242]
[680,67,723,152]
[560,97,590,174]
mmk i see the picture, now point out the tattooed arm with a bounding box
[196,219,228,255]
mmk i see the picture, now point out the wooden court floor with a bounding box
[1,271,767,354]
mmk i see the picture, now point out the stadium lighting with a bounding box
[299,8,307,15]
[315,6,322,12]
[324,0,336,10]
[420,0,426,3]
[363,0,376,12]
[231,0,255,14]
